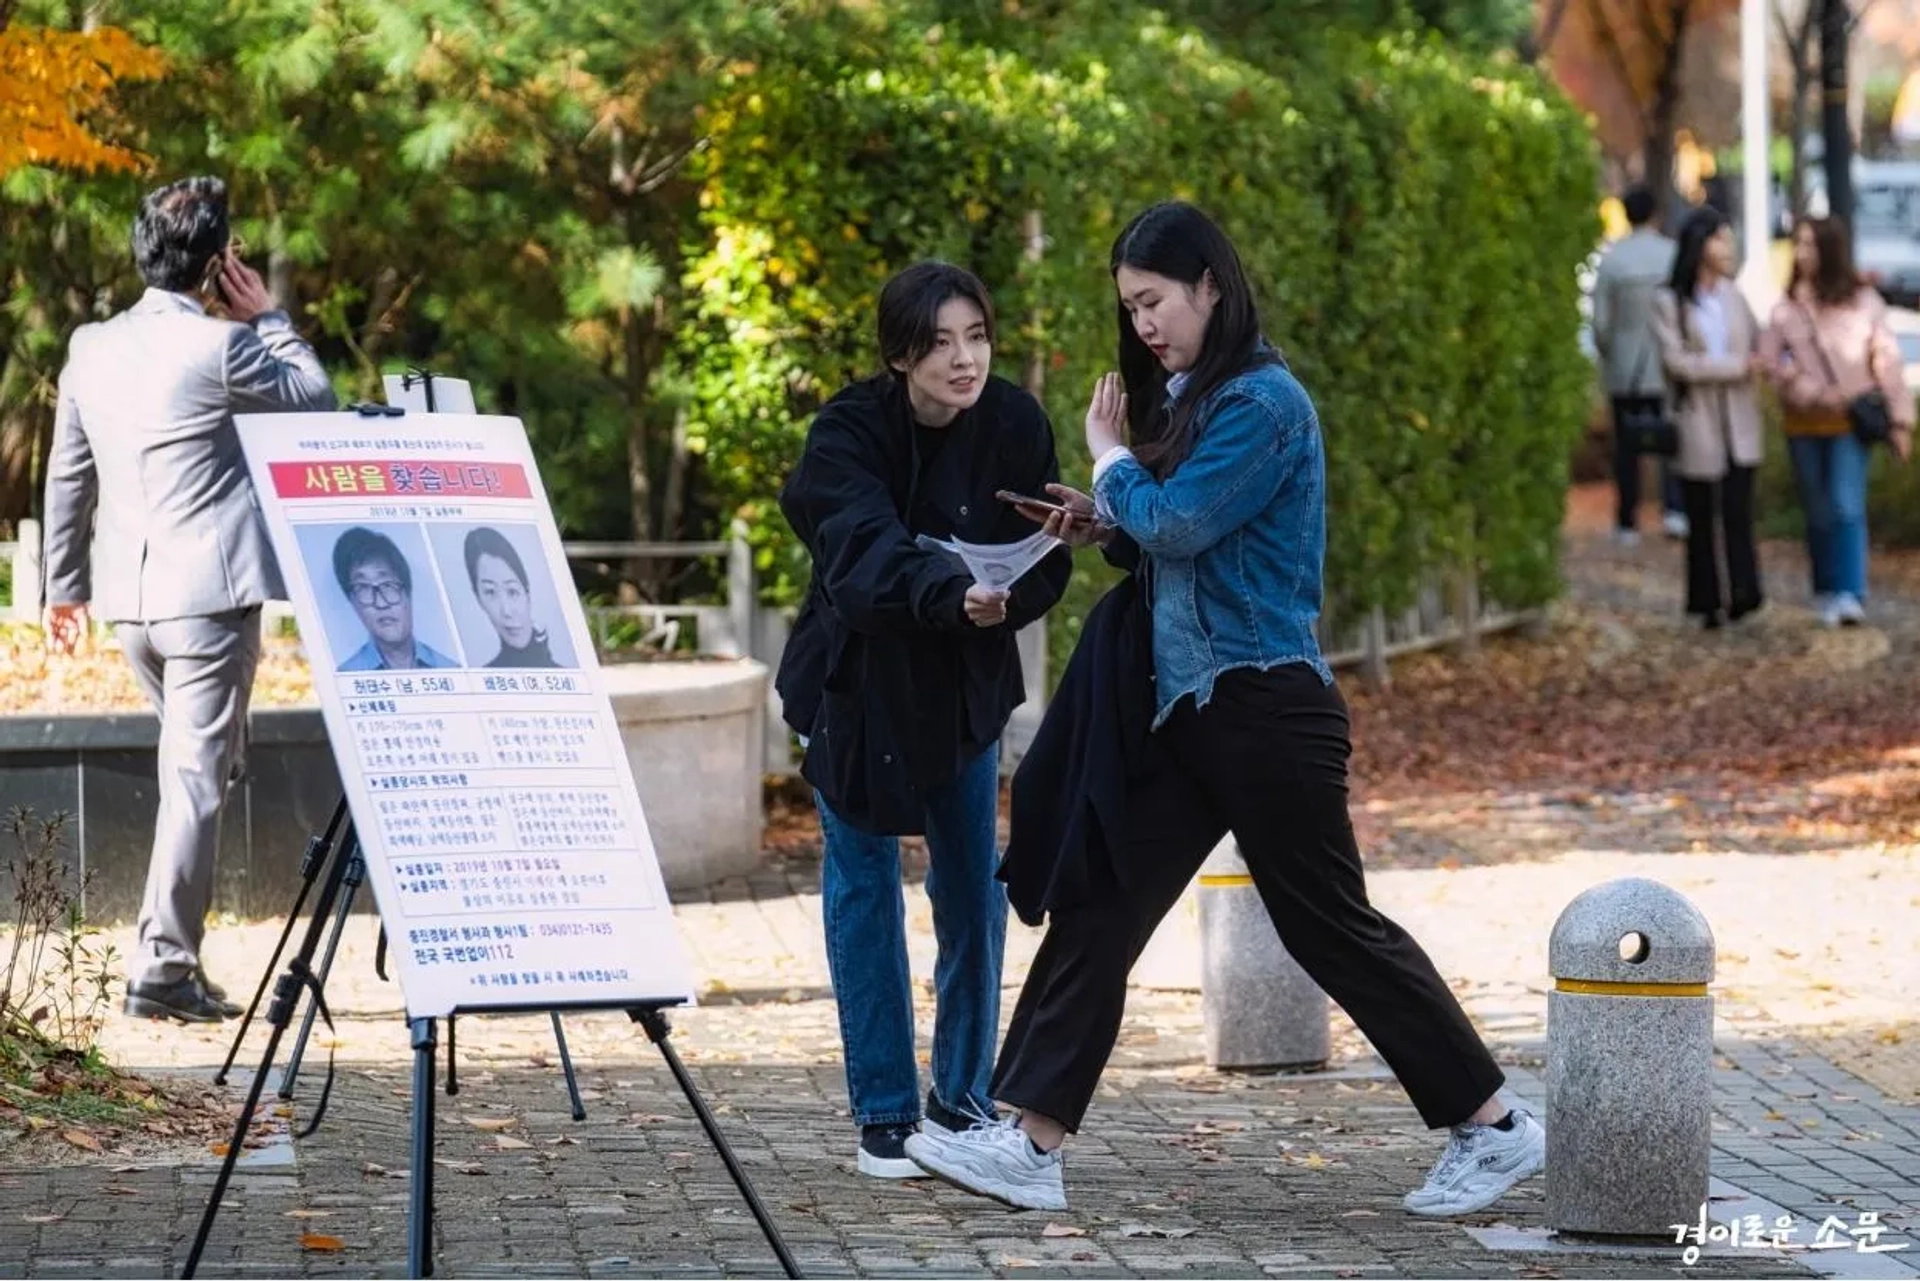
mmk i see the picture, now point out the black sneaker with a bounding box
[924,1089,999,1138]
[124,974,231,1024]
[856,1123,921,1179]
[195,968,241,1018]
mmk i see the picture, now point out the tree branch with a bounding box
[1589,0,1658,134]
[1773,0,1803,52]
[631,135,710,196]
[1632,0,1672,51]
[1537,0,1575,55]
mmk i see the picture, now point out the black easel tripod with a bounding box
[185,801,800,1278]
[185,804,358,1277]
[214,800,590,1121]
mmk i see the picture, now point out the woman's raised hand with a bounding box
[1084,372,1127,459]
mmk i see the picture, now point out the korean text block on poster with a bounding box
[236,412,696,1019]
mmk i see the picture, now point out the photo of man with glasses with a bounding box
[331,526,459,671]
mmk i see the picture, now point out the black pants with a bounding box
[1680,467,1762,618]
[1612,396,1684,529]
[990,666,1506,1132]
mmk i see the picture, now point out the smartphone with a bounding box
[995,489,1073,516]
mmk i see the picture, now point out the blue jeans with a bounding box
[816,743,1006,1127]
[1788,434,1870,599]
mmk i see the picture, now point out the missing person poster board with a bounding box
[236,411,695,1019]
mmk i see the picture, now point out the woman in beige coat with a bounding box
[1653,207,1767,629]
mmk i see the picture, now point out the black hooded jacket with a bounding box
[776,372,1072,835]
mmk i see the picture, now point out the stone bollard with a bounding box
[1197,838,1329,1070]
[1546,877,1715,1237]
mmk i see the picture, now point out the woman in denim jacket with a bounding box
[905,202,1542,1217]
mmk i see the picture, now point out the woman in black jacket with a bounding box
[775,261,1072,1178]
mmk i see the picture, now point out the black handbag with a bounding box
[1799,304,1894,447]
[1616,345,1679,457]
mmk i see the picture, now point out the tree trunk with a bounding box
[1021,209,1046,397]
[1821,0,1854,229]
[661,403,690,546]
[0,357,37,526]
[623,306,656,595]
[1780,2,1819,223]
[1645,0,1694,227]
[1788,73,1812,220]
[269,248,295,312]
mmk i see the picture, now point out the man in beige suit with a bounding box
[1592,186,1686,546]
[41,176,336,1023]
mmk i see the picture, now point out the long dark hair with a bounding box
[1789,216,1864,307]
[1668,206,1730,303]
[1110,202,1277,476]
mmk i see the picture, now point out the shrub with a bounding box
[672,17,1598,673]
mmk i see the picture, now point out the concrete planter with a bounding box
[0,707,343,922]
[601,659,768,893]
[0,657,769,919]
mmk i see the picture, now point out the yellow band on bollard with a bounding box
[1197,874,1255,887]
[1554,978,1708,997]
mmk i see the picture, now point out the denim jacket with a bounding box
[1092,357,1333,727]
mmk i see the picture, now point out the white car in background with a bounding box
[1884,306,1920,397]
[1807,161,1920,309]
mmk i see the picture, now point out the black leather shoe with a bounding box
[124,975,231,1024]
[195,968,241,1018]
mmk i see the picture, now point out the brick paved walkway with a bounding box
[6,844,1916,1277]
[8,496,1920,1276]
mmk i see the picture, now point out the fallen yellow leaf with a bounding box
[300,1233,345,1252]
[1041,1223,1086,1238]
[494,1135,532,1151]
[465,1117,517,1132]
[61,1129,103,1153]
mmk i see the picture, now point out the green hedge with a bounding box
[672,14,1599,672]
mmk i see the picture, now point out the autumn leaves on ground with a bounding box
[770,482,1920,859]
[1347,483,1920,857]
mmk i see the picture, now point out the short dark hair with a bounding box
[333,527,411,597]
[133,177,231,293]
[462,527,529,591]
[876,261,995,374]
[1622,186,1657,228]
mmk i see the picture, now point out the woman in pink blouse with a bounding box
[1761,218,1914,627]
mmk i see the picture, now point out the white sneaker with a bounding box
[1613,528,1641,549]
[1403,1110,1545,1217]
[1820,596,1846,629]
[1662,510,1690,539]
[1835,593,1866,627]
[904,1119,1067,1211]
